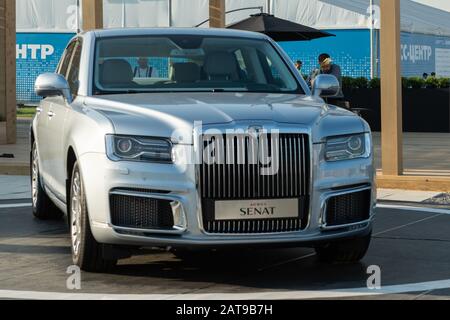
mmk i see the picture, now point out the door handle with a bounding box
[48,111,56,118]
[36,107,42,114]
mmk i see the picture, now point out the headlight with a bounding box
[325,133,371,162]
[106,135,173,163]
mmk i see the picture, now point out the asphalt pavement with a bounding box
[0,198,449,300]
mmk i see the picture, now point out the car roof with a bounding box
[86,27,270,41]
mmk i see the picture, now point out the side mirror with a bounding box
[35,73,72,103]
[312,74,340,98]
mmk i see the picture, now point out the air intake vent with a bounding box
[325,190,371,227]
[110,194,174,230]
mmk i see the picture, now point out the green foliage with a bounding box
[352,77,369,89]
[337,76,450,90]
[406,77,425,89]
[402,77,409,89]
[438,77,450,88]
[342,76,355,90]
[17,106,36,118]
[425,76,440,88]
[368,77,380,89]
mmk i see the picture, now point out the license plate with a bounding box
[215,199,299,221]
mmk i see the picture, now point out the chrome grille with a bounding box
[199,133,310,234]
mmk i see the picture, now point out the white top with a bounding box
[134,67,159,78]
[15,0,450,37]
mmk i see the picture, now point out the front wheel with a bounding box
[70,162,117,272]
[315,233,372,264]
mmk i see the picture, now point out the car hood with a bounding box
[84,92,365,144]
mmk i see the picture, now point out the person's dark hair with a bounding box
[318,53,331,63]
[296,60,303,65]
[431,72,436,77]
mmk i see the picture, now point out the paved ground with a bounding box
[3,175,449,204]
[0,198,449,300]
[0,119,29,175]
[2,120,450,176]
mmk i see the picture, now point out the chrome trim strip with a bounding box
[113,225,186,235]
[321,219,373,232]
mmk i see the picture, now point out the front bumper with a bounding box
[79,144,376,248]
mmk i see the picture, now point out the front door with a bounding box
[44,40,82,200]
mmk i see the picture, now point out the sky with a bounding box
[413,0,450,11]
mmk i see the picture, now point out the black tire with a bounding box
[69,162,117,272]
[315,232,372,264]
[31,141,64,220]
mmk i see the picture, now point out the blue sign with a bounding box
[15,30,450,103]
[279,29,372,79]
[16,33,74,103]
[400,32,450,77]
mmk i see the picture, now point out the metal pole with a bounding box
[168,0,172,27]
[196,6,264,28]
[370,0,374,79]
[77,0,81,33]
[122,0,126,28]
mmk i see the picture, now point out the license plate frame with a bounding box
[214,199,300,221]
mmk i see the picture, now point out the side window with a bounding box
[58,42,76,77]
[66,41,82,97]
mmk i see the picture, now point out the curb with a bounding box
[0,163,29,176]
[377,199,450,210]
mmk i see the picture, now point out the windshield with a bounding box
[93,35,303,94]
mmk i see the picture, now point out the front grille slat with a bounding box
[302,135,307,196]
[200,133,310,234]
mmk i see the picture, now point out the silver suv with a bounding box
[32,28,375,272]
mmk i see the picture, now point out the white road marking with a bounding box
[374,214,445,236]
[1,279,450,300]
[258,253,316,272]
[377,204,450,215]
[0,203,32,209]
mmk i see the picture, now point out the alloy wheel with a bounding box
[31,144,39,209]
[71,170,82,257]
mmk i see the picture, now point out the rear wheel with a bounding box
[31,141,63,220]
[315,233,372,264]
[70,162,117,272]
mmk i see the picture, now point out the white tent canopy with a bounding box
[15,0,450,37]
